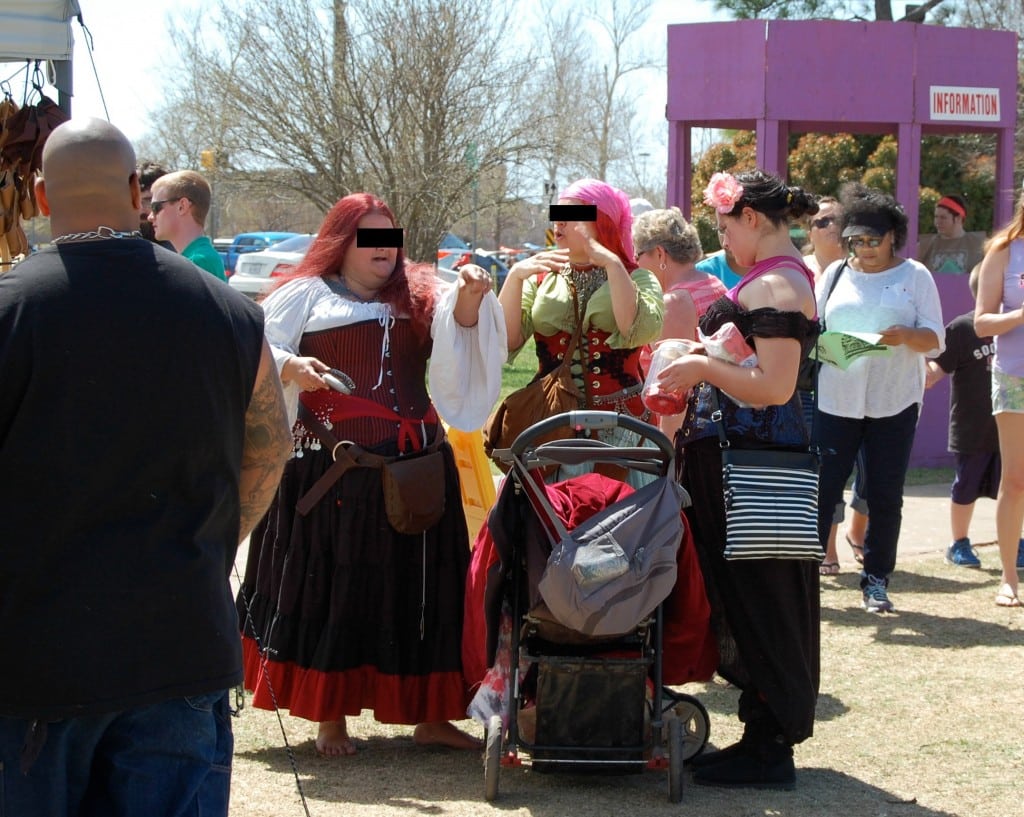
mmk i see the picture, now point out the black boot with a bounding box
[688,736,751,768]
[692,732,795,790]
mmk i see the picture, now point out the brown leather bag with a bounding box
[483,297,585,469]
[381,450,447,535]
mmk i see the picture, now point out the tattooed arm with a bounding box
[238,338,292,543]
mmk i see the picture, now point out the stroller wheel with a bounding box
[668,694,710,762]
[668,717,684,803]
[484,714,502,801]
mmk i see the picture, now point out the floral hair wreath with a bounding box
[704,172,745,215]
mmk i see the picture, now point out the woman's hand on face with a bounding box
[282,355,332,391]
[456,263,493,297]
[572,222,618,268]
[509,249,570,283]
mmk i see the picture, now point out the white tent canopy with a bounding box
[0,1,81,114]
[0,1,79,61]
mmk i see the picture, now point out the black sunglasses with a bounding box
[811,216,836,229]
[150,197,186,214]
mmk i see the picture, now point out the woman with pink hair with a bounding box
[497,178,664,477]
[237,193,506,755]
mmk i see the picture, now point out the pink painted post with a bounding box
[896,122,922,257]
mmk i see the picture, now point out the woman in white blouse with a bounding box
[235,193,506,756]
[815,184,944,614]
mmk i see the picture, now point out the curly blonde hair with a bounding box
[632,207,703,265]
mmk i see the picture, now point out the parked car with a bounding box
[229,234,315,298]
[219,231,300,275]
[438,249,510,292]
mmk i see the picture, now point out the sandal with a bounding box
[819,561,840,576]
[845,534,864,564]
[995,584,1022,608]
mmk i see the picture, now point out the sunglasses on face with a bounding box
[150,197,186,214]
[811,216,836,229]
[848,235,886,249]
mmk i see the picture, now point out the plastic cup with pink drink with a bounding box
[642,339,701,415]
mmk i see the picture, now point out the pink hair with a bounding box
[560,178,637,271]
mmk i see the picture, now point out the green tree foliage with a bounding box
[788,133,863,198]
[690,131,757,251]
[691,128,996,245]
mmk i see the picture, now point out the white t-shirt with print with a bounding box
[815,258,945,419]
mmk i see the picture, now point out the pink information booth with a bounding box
[666,20,1019,467]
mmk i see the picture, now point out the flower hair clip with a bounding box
[704,172,744,214]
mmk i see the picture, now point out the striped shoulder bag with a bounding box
[710,389,822,561]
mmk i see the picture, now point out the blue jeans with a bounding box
[0,690,232,817]
[816,404,919,586]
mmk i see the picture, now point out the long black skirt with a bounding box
[236,443,472,724]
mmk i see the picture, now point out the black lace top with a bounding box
[678,295,821,448]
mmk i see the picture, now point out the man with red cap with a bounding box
[917,193,985,275]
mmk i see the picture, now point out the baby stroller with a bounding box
[479,410,712,803]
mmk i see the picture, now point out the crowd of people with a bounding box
[3,115,1023,815]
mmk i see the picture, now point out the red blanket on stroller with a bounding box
[462,472,718,689]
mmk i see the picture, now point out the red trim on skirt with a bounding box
[241,637,470,724]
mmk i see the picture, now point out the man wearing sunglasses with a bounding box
[149,169,226,280]
[917,193,985,276]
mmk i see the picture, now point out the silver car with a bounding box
[228,234,316,298]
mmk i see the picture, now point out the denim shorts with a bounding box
[0,690,233,817]
[992,370,1024,414]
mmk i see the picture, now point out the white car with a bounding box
[228,234,316,298]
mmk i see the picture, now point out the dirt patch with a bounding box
[229,552,1023,817]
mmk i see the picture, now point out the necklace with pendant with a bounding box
[51,226,143,244]
[562,262,607,309]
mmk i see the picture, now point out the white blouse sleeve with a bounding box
[260,279,322,426]
[428,281,508,431]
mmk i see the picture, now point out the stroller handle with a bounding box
[509,410,676,463]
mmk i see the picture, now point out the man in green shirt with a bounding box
[148,170,226,280]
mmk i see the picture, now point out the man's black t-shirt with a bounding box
[933,311,998,453]
[0,239,264,718]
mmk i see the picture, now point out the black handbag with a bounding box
[710,390,822,561]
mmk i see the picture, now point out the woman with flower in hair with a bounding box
[497,178,664,478]
[236,193,506,756]
[653,170,820,790]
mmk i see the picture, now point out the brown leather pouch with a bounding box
[381,450,447,535]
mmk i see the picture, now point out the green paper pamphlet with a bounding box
[811,331,891,370]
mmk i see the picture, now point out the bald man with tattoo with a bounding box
[0,118,292,817]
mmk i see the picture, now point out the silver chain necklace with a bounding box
[51,226,143,244]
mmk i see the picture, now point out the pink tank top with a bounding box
[726,255,818,319]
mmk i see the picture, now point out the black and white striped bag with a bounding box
[721,448,822,561]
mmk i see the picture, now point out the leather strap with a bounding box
[294,402,445,516]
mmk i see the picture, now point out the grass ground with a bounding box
[228,548,1022,817]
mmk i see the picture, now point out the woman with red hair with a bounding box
[237,193,506,755]
[497,178,664,478]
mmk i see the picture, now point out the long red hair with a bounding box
[274,193,435,338]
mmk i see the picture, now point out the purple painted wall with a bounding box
[666,20,1018,469]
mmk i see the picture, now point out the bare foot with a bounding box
[316,719,357,756]
[413,721,483,750]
